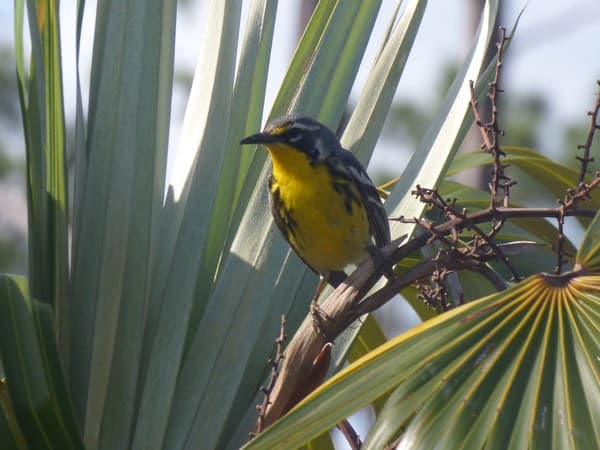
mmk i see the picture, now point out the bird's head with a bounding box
[240,115,341,162]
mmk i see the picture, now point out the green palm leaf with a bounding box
[67,1,177,448]
[0,275,83,450]
[14,0,69,318]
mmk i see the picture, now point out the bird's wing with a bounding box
[332,149,391,248]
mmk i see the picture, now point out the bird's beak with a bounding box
[239,132,276,146]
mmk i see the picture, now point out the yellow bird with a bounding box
[240,115,390,288]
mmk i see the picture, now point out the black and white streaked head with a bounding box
[239,115,342,163]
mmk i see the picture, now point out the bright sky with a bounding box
[395,0,600,121]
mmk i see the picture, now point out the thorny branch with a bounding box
[251,315,287,437]
[337,420,362,450]
[406,26,518,307]
[469,28,515,210]
[576,80,600,188]
[411,186,521,282]
[555,81,600,273]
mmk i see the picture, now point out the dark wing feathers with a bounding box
[329,148,391,248]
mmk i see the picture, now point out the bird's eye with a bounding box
[287,132,302,143]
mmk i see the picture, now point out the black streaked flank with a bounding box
[331,180,361,215]
[269,176,299,242]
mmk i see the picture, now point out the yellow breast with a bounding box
[266,143,371,273]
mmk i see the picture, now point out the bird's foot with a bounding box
[310,277,334,341]
[310,299,334,342]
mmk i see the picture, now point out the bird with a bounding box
[240,115,391,294]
